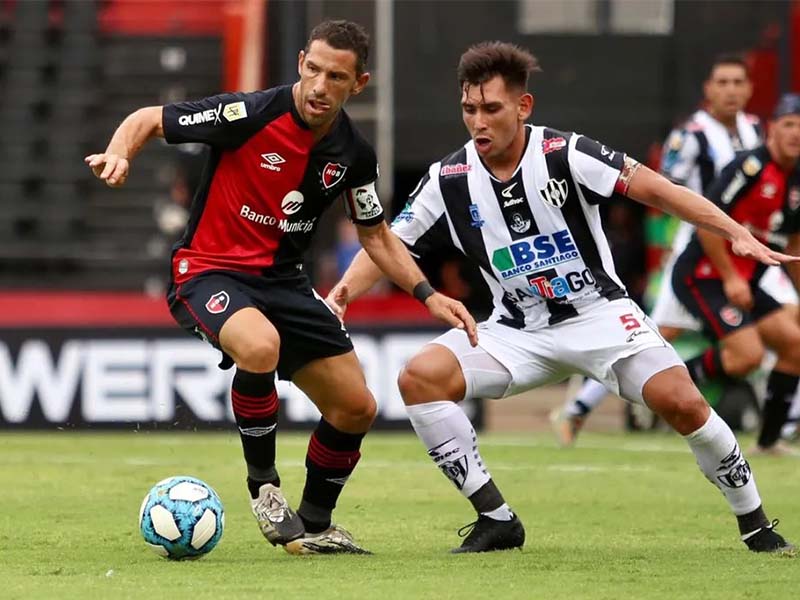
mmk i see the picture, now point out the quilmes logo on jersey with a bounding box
[179,103,222,126]
[540,178,568,208]
[491,229,579,279]
[322,162,347,189]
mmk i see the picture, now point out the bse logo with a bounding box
[260,153,285,172]
[491,229,580,279]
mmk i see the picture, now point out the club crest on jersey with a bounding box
[469,203,484,228]
[539,178,568,208]
[205,291,230,314]
[719,305,743,327]
[322,162,347,189]
[542,137,567,155]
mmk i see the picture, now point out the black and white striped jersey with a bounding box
[391,124,632,331]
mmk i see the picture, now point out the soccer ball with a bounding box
[138,475,224,560]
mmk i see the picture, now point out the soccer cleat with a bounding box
[250,483,305,546]
[283,524,372,555]
[451,514,525,553]
[742,519,797,555]
[550,408,585,447]
[748,441,800,457]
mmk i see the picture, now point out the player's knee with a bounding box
[652,380,708,433]
[724,345,763,378]
[775,332,800,369]
[231,336,280,373]
[398,357,449,406]
[338,390,377,429]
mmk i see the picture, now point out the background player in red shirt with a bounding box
[673,94,800,456]
[85,20,477,555]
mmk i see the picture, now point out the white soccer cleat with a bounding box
[284,524,371,555]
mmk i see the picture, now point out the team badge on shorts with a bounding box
[719,305,743,327]
[205,291,230,314]
[322,162,347,189]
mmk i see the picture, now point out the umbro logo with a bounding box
[260,152,286,172]
[238,424,277,437]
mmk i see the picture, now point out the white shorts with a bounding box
[432,298,683,405]
[760,265,799,305]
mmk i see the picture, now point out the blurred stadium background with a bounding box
[0,0,798,434]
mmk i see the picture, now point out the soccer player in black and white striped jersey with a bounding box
[328,42,796,554]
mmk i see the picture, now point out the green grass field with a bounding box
[1,430,797,599]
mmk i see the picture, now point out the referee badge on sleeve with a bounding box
[540,178,568,208]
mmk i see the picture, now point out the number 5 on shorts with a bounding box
[619,313,641,331]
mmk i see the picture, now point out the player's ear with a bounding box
[352,71,370,96]
[297,50,306,76]
[519,93,534,121]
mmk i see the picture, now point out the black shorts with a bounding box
[672,269,782,340]
[167,268,353,380]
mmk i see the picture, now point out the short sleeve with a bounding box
[706,153,762,212]
[343,181,384,226]
[660,128,700,185]
[390,166,449,257]
[568,135,626,198]
[162,90,274,149]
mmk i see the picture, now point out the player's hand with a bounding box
[730,227,800,266]
[424,292,478,347]
[84,153,130,187]
[325,284,349,322]
[722,275,753,311]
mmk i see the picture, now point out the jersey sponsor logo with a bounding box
[469,203,485,228]
[509,213,531,234]
[392,202,414,224]
[539,178,568,208]
[322,162,347,188]
[503,197,523,208]
[742,155,762,177]
[239,204,317,233]
[526,268,596,300]
[491,230,580,279]
[769,210,784,232]
[178,258,189,275]
[542,137,567,155]
[222,101,247,122]
[205,291,230,314]
[721,171,747,204]
[719,305,743,327]
[178,103,222,126]
[440,163,471,177]
[760,182,777,199]
[600,145,616,161]
[501,182,518,198]
[260,152,285,172]
[280,191,304,215]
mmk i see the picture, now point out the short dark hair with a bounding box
[457,42,541,92]
[306,20,370,75]
[707,53,749,80]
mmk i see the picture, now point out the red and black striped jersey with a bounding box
[162,84,382,284]
[676,145,800,281]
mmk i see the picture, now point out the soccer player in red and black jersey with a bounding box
[673,94,800,456]
[86,20,477,555]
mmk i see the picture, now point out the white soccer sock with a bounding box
[683,409,762,515]
[482,503,514,521]
[406,400,491,498]
[565,378,609,417]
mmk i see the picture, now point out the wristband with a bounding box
[412,280,436,304]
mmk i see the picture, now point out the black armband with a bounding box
[412,280,436,304]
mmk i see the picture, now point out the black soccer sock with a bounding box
[230,369,281,498]
[468,480,506,514]
[757,371,799,448]
[298,418,365,533]
[736,505,769,536]
[685,347,726,385]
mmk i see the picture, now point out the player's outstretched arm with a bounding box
[355,221,478,346]
[325,248,384,320]
[84,106,164,187]
[624,161,800,266]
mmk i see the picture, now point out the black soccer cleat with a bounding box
[743,519,796,555]
[451,514,525,554]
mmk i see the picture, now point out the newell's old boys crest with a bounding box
[205,291,230,314]
[540,178,568,208]
[322,162,347,189]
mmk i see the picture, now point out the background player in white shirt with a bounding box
[556,54,799,444]
[328,42,796,555]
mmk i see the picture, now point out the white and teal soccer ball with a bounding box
[138,476,224,560]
